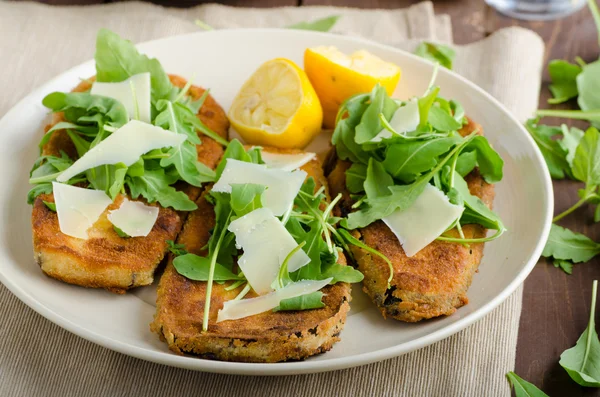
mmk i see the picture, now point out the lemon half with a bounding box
[304,46,401,128]
[228,58,323,149]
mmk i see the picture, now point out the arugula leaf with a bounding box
[126,169,197,211]
[554,259,574,275]
[428,106,462,131]
[577,60,600,127]
[230,183,265,217]
[27,184,53,205]
[418,87,440,128]
[572,127,600,187]
[548,60,582,104]
[543,224,600,263]
[113,225,130,238]
[506,372,549,397]
[287,15,340,32]
[173,253,242,282]
[29,153,74,185]
[364,158,393,199]
[95,28,173,101]
[559,124,585,167]
[525,118,571,179]
[452,172,505,230]
[43,201,56,212]
[560,280,600,387]
[160,140,215,187]
[39,122,97,150]
[463,136,504,183]
[382,136,461,183]
[274,292,325,311]
[355,85,398,144]
[455,151,477,176]
[415,42,456,70]
[215,139,254,179]
[42,92,127,128]
[108,163,127,200]
[344,177,429,229]
[345,163,367,193]
[167,240,188,256]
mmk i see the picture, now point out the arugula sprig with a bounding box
[560,280,600,387]
[332,83,505,247]
[29,29,225,211]
[171,141,363,330]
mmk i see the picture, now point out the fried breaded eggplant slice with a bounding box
[32,75,228,293]
[326,118,495,322]
[151,153,352,362]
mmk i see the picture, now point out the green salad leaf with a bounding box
[548,59,582,104]
[126,168,197,211]
[554,259,574,275]
[506,372,549,397]
[173,254,243,282]
[95,28,173,102]
[542,224,600,263]
[274,292,325,311]
[333,81,504,245]
[30,29,223,212]
[415,42,456,70]
[287,15,340,32]
[560,280,600,387]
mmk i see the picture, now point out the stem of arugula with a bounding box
[277,241,307,289]
[297,190,333,252]
[581,280,598,371]
[553,196,591,222]
[436,228,505,243]
[202,210,232,332]
[537,109,600,121]
[234,283,251,301]
[224,279,245,291]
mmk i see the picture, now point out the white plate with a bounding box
[0,29,552,375]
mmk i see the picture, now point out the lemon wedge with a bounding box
[304,46,401,128]
[228,58,323,149]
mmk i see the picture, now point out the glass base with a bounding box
[485,0,587,21]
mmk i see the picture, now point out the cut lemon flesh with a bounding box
[228,58,323,149]
[304,46,401,128]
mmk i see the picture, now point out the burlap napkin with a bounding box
[0,2,544,396]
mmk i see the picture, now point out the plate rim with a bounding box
[0,28,554,375]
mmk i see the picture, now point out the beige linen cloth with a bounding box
[0,2,544,396]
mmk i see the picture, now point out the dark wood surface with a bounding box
[15,0,600,394]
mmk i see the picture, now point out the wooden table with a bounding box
[26,0,600,394]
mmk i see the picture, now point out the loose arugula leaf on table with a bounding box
[542,224,600,264]
[95,28,173,101]
[506,372,549,397]
[553,127,600,222]
[577,60,600,128]
[559,124,585,167]
[554,259,574,275]
[560,280,600,387]
[415,42,456,70]
[525,118,571,179]
[287,15,340,32]
[548,60,582,104]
